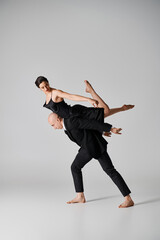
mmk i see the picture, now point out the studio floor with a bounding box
[0,180,160,240]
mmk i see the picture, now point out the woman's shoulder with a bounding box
[51,88,63,95]
[51,88,64,102]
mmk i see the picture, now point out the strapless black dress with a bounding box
[43,99,104,122]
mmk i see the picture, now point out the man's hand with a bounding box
[103,132,112,137]
[110,127,122,135]
[88,98,99,108]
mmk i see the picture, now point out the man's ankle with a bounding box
[125,194,131,200]
[77,192,84,197]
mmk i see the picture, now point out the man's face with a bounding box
[50,116,63,130]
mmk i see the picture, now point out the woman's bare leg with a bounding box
[84,80,134,118]
[84,80,110,116]
[108,105,135,117]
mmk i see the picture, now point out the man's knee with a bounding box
[71,162,81,173]
[102,166,116,176]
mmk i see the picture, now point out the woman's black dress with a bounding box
[43,99,104,122]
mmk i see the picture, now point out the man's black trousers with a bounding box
[71,147,131,197]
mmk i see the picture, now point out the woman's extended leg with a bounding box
[84,80,134,118]
[107,105,134,117]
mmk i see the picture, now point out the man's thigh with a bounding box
[72,147,93,169]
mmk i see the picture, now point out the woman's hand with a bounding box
[110,127,122,134]
[88,98,99,108]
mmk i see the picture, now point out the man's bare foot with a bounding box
[84,80,94,93]
[119,195,134,208]
[67,193,86,204]
[121,104,135,111]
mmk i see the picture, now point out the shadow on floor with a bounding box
[135,197,160,206]
[87,194,120,203]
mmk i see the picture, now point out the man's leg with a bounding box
[84,80,134,118]
[67,147,92,204]
[97,150,134,208]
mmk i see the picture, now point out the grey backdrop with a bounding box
[0,0,160,191]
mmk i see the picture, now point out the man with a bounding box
[48,112,134,208]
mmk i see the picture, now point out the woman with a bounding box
[35,76,134,122]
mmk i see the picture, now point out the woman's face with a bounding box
[39,81,51,94]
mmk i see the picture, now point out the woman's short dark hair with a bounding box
[35,76,49,88]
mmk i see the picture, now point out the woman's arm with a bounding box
[55,89,98,107]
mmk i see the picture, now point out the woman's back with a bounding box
[43,98,72,118]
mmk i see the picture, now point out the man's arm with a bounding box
[103,128,122,136]
[69,117,112,133]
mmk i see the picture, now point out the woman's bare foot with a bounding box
[84,80,94,93]
[67,193,86,204]
[121,104,135,111]
[119,195,134,208]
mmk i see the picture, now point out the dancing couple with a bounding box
[35,76,134,208]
